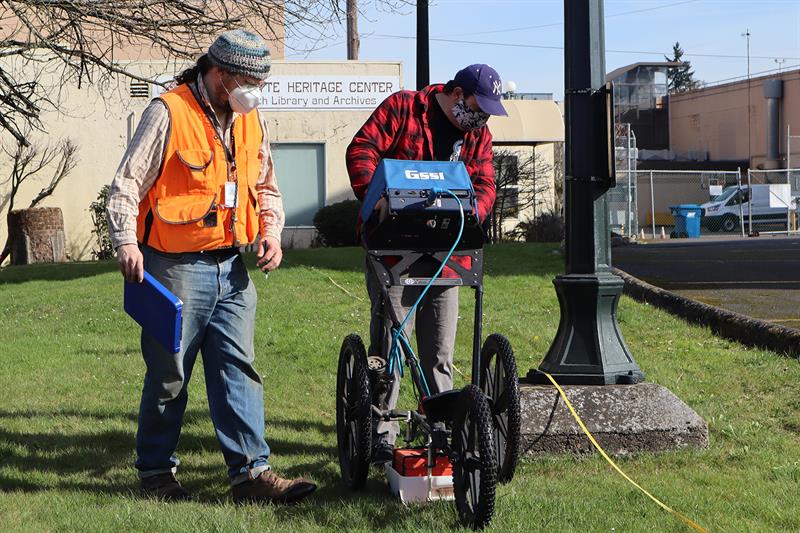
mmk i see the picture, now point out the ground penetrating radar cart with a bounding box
[336,160,522,530]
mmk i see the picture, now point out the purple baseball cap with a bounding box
[452,64,508,116]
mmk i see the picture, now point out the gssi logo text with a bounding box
[404,170,445,180]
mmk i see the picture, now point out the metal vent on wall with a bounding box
[129,81,149,98]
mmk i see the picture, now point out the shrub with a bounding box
[312,200,360,247]
[89,185,114,260]
[514,212,564,243]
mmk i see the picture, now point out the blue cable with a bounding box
[387,188,465,398]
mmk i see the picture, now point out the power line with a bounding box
[371,34,800,61]
[284,40,347,58]
[436,0,700,38]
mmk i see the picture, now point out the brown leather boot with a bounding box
[140,472,192,501]
[232,470,317,504]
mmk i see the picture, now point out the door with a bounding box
[270,143,325,226]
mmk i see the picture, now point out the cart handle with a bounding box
[387,188,466,400]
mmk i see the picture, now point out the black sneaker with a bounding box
[371,441,394,467]
[140,472,192,502]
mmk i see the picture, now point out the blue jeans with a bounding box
[135,246,270,483]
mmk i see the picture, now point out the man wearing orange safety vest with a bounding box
[106,30,316,504]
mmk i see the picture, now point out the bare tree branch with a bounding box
[491,149,554,243]
[0,1,415,143]
[0,1,416,142]
[29,138,78,208]
[0,135,78,264]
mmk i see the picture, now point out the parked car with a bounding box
[701,184,794,232]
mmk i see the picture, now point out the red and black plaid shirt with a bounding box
[346,84,497,277]
[346,84,496,221]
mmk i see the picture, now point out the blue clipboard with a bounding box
[124,271,183,353]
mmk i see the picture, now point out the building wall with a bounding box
[0,60,402,256]
[488,99,564,237]
[0,59,171,260]
[491,143,559,237]
[0,6,286,61]
[670,71,800,168]
[0,60,564,257]
[260,61,405,247]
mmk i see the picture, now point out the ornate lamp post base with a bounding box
[527,272,644,385]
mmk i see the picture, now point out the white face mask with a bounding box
[222,76,262,114]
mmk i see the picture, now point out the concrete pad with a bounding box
[519,382,708,456]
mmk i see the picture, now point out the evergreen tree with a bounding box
[665,42,699,93]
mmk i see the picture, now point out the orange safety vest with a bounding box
[136,82,262,253]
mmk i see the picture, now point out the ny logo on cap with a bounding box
[492,80,502,96]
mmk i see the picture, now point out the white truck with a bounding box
[701,184,794,232]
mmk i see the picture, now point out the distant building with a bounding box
[489,99,564,236]
[670,69,800,170]
[606,62,679,151]
[501,92,554,101]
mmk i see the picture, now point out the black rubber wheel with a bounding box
[450,384,497,531]
[721,215,738,232]
[336,334,372,490]
[479,333,521,484]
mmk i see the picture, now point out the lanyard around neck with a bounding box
[189,80,237,171]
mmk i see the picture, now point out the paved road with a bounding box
[613,236,800,329]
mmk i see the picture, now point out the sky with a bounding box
[285,0,800,99]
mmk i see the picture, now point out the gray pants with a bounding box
[365,259,459,445]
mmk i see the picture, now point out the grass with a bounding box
[1,243,799,532]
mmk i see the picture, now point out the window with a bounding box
[726,190,749,206]
[493,153,520,218]
[271,143,325,226]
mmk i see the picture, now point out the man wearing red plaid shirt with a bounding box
[345,64,508,465]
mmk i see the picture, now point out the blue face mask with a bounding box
[451,99,491,131]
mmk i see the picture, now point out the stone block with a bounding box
[520,382,708,456]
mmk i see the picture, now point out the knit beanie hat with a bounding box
[207,29,271,81]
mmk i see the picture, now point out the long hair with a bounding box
[175,54,213,86]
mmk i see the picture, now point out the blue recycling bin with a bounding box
[669,204,702,238]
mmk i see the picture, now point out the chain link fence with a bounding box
[744,169,800,235]
[613,170,742,237]
[610,168,800,238]
[608,123,800,239]
[608,124,638,236]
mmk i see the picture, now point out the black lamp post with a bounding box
[527,0,644,385]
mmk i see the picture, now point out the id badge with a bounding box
[223,182,238,208]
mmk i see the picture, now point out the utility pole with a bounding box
[416,0,430,90]
[528,0,644,385]
[743,29,751,168]
[346,0,359,60]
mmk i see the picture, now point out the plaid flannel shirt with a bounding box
[346,84,496,222]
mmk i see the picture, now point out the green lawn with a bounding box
[0,243,798,532]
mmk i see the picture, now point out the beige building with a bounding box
[488,100,564,235]
[0,57,563,259]
[670,69,800,169]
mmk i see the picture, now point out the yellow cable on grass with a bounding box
[541,371,708,533]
